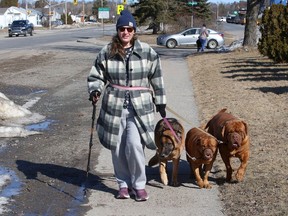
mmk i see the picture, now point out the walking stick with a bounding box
[86,103,96,178]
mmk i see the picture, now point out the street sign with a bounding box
[117,5,124,15]
[188,1,197,6]
[98,7,110,19]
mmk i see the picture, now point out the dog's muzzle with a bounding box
[203,148,214,160]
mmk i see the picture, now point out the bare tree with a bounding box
[243,0,263,47]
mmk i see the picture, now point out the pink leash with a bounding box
[163,117,181,143]
[110,84,180,142]
[109,83,151,91]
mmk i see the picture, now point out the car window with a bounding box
[183,29,197,35]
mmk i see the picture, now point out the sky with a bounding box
[0,91,46,214]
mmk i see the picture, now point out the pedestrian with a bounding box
[87,10,167,201]
[199,24,209,52]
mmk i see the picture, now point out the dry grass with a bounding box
[187,50,288,216]
[139,33,288,215]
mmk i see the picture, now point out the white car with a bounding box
[217,16,227,22]
[156,27,225,49]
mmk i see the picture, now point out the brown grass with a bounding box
[139,33,288,215]
[187,50,288,215]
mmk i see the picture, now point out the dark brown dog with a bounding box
[205,108,250,182]
[148,118,185,186]
[185,127,219,189]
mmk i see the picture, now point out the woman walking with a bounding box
[199,24,209,52]
[87,10,166,201]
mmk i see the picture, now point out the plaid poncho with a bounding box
[87,40,166,150]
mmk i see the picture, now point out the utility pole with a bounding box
[65,0,67,25]
[82,0,85,25]
[49,1,51,30]
[191,0,194,27]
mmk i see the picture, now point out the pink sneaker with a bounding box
[116,187,130,199]
[132,188,149,201]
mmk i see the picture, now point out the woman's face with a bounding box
[117,26,135,48]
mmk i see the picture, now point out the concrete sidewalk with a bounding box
[84,58,224,216]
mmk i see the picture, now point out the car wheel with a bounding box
[166,39,177,48]
[207,39,218,49]
[9,34,12,37]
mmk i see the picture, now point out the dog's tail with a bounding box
[148,153,159,167]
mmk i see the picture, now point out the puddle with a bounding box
[0,167,22,213]
[0,85,46,96]
[24,119,56,131]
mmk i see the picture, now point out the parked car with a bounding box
[8,20,34,37]
[156,27,224,49]
[217,16,226,22]
[226,15,236,23]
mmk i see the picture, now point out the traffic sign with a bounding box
[117,5,124,15]
[98,7,110,19]
[188,1,197,6]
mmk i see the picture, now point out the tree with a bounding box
[0,0,18,7]
[243,0,263,47]
[35,0,47,8]
[92,0,108,16]
[131,0,189,33]
[192,0,212,21]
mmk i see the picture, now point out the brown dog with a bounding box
[205,108,250,182]
[148,118,185,186]
[185,127,219,189]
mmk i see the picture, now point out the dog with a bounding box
[185,127,220,189]
[148,118,185,186]
[205,108,250,182]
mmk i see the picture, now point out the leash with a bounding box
[166,106,194,126]
[109,83,151,91]
[162,117,181,143]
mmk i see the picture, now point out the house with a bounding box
[0,6,42,28]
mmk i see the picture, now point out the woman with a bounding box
[199,24,209,52]
[87,10,166,201]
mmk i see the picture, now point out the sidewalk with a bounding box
[83,58,225,216]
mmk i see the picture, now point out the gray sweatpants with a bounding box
[111,106,147,190]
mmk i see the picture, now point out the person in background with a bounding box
[87,10,166,201]
[199,24,209,52]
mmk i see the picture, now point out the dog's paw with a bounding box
[171,181,180,187]
[197,180,205,188]
[235,169,245,182]
[203,182,212,189]
[160,175,168,185]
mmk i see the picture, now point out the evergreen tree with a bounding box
[0,0,18,7]
[191,0,212,21]
[92,0,108,16]
[131,0,213,34]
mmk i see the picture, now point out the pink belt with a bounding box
[109,83,151,91]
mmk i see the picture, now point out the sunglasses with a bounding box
[119,27,134,33]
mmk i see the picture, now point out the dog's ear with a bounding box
[196,138,202,146]
[176,130,183,140]
[242,121,248,135]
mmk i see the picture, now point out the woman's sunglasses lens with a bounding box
[119,27,133,32]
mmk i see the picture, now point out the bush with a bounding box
[258,4,288,63]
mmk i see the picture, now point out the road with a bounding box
[0,23,244,215]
